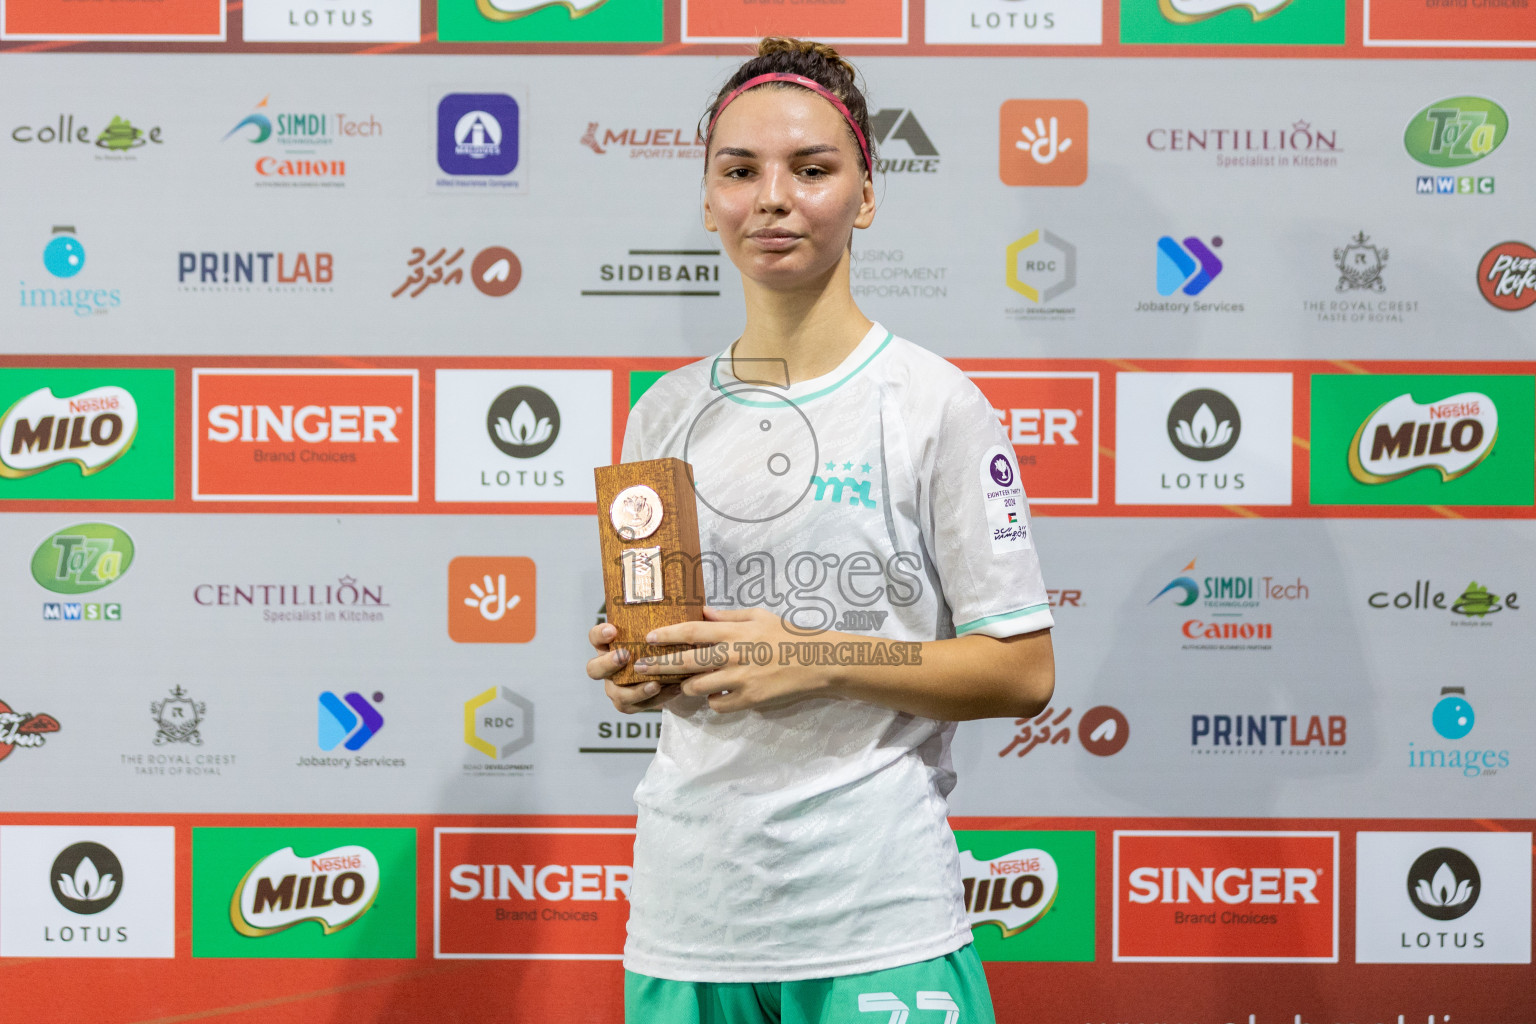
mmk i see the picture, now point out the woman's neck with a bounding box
[731,252,873,386]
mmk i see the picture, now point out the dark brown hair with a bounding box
[702,37,876,173]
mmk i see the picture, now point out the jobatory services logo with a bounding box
[0,826,175,958]
[970,372,1097,504]
[999,100,1087,187]
[952,831,1095,962]
[449,557,536,643]
[1478,242,1536,312]
[439,0,661,42]
[1146,119,1340,170]
[1408,686,1508,779]
[1355,831,1531,964]
[0,698,60,763]
[240,0,422,41]
[9,114,165,158]
[579,120,702,158]
[33,522,133,623]
[581,248,720,297]
[1119,0,1344,44]
[924,0,1102,44]
[20,226,122,317]
[177,250,334,292]
[1149,235,1235,310]
[436,92,526,191]
[1003,230,1076,321]
[192,827,416,958]
[1367,579,1519,629]
[868,108,940,174]
[463,686,535,775]
[1310,374,1534,507]
[318,691,384,751]
[1114,830,1338,962]
[999,704,1129,759]
[435,827,634,959]
[1115,373,1293,505]
[435,370,611,503]
[192,368,418,502]
[1148,556,1309,650]
[392,245,521,299]
[1190,713,1346,757]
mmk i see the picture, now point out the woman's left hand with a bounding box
[635,606,830,713]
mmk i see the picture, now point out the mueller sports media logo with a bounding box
[1348,391,1497,485]
[999,100,1087,187]
[958,846,1058,937]
[20,226,122,317]
[579,122,703,159]
[177,251,333,292]
[1004,230,1076,321]
[1409,686,1508,779]
[869,108,940,174]
[581,248,721,297]
[192,369,418,501]
[1146,120,1339,170]
[9,114,164,159]
[999,704,1129,758]
[1114,830,1338,962]
[1478,242,1536,312]
[231,845,381,937]
[2,385,136,478]
[0,699,60,763]
[1190,713,1346,757]
[392,246,521,299]
[971,372,1097,504]
[437,93,525,191]
[436,827,633,959]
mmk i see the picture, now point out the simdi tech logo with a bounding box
[953,830,1095,963]
[192,828,416,958]
[1114,830,1338,962]
[0,368,174,499]
[1309,374,1535,507]
[437,0,661,43]
[1355,832,1531,964]
[222,96,376,188]
[435,827,634,958]
[192,368,418,501]
[1119,0,1344,44]
[998,100,1087,187]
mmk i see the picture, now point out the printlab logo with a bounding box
[1408,848,1479,921]
[582,248,720,297]
[33,522,133,623]
[1005,230,1076,318]
[8,114,165,158]
[869,108,940,174]
[579,121,702,157]
[392,246,521,298]
[51,843,123,915]
[1410,686,1508,779]
[437,93,523,187]
[463,686,535,765]
[318,691,384,751]
[999,704,1129,758]
[1166,388,1239,461]
[487,387,559,458]
[1156,235,1223,297]
[1478,242,1536,312]
[998,100,1087,186]
[448,557,537,643]
[1190,713,1347,756]
[151,686,205,745]
[0,699,60,762]
[3,386,137,480]
[20,226,122,317]
[178,251,334,292]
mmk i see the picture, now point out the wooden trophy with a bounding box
[594,457,705,686]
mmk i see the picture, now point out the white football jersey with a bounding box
[619,323,1053,982]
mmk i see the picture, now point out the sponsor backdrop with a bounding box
[1,1,1533,1021]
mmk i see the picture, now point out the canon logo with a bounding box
[447,863,632,902]
[1127,866,1320,905]
[206,404,398,443]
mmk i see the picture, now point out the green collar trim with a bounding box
[709,331,894,407]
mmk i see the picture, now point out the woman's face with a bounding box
[703,86,875,289]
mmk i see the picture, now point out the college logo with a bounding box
[1003,230,1076,317]
[1404,97,1508,168]
[8,115,165,153]
[435,827,633,958]
[2,385,136,479]
[999,100,1087,187]
[449,557,537,643]
[0,700,60,762]
[441,0,660,41]
[971,372,1097,504]
[151,685,205,746]
[1121,0,1342,44]
[20,226,122,317]
[0,826,176,958]
[435,370,611,503]
[1367,581,1519,629]
[318,691,384,751]
[437,93,521,180]
[999,704,1129,758]
[193,828,415,958]
[869,108,940,174]
[1478,242,1536,312]
[1156,236,1223,297]
[240,0,422,41]
[192,369,418,501]
[1355,831,1531,964]
[1114,831,1337,962]
[1313,374,1534,506]
[464,686,535,762]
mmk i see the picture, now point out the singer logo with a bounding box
[435,827,633,959]
[1114,831,1338,962]
[192,369,417,501]
[1348,392,1497,485]
[232,845,381,937]
[969,372,1098,504]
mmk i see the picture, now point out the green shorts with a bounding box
[624,944,995,1024]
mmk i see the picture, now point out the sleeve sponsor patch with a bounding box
[980,444,1031,553]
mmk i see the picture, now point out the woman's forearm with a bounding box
[823,629,1055,722]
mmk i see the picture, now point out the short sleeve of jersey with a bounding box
[920,376,1054,639]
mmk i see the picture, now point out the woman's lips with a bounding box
[748,229,800,252]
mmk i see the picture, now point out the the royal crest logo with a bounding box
[151,686,205,746]
[958,847,1060,938]
[0,699,60,762]
[1349,392,1497,485]
[1335,232,1388,293]
[0,386,137,479]
[231,845,381,937]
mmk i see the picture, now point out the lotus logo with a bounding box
[1348,392,1497,485]
[486,386,560,459]
[1407,847,1479,921]
[1167,389,1240,461]
[51,842,124,915]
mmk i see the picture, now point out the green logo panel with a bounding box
[954,829,1095,962]
[192,827,417,959]
[1403,97,1509,168]
[1119,0,1344,45]
[437,0,662,42]
[0,367,174,500]
[1310,374,1535,507]
[31,522,135,594]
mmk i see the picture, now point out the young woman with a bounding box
[585,37,1056,1024]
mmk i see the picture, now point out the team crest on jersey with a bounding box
[980,445,1030,553]
[810,454,879,510]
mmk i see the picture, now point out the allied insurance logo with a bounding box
[969,372,1098,504]
[1310,374,1535,507]
[436,93,526,192]
[1114,831,1338,962]
[192,369,418,502]
[435,827,633,959]
[192,827,416,959]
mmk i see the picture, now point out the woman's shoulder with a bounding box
[874,331,989,414]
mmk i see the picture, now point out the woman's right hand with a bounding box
[587,621,682,714]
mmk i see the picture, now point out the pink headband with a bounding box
[706,72,872,174]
